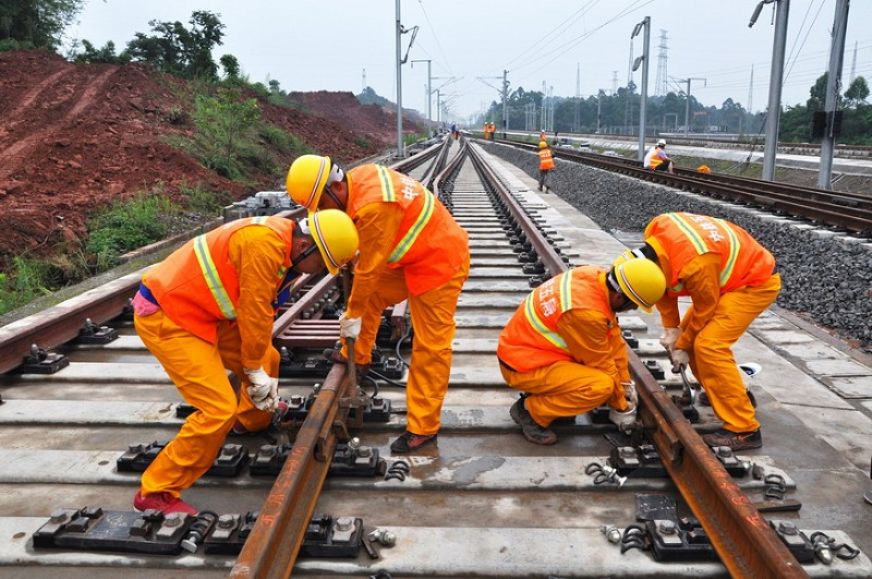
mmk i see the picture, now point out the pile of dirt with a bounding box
[0,50,383,262]
[289,90,422,146]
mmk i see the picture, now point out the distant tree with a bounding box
[219,53,239,79]
[807,73,829,111]
[125,10,225,80]
[844,76,869,106]
[0,0,84,50]
[70,39,130,64]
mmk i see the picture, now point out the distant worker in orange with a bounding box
[286,155,470,453]
[623,212,781,450]
[482,122,489,140]
[539,129,547,142]
[644,139,674,173]
[132,210,359,514]
[537,141,555,193]
[696,164,712,174]
[497,260,666,445]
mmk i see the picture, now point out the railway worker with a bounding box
[496,260,667,445]
[644,138,674,173]
[539,129,547,142]
[286,155,470,453]
[537,140,555,193]
[131,210,359,515]
[623,212,781,450]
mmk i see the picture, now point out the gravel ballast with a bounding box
[487,142,872,349]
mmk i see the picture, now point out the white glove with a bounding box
[244,367,279,412]
[609,402,637,434]
[339,313,362,340]
[621,381,638,408]
[659,327,681,351]
[671,349,690,373]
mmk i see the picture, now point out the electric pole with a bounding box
[502,70,509,138]
[411,59,432,135]
[750,0,790,182]
[395,0,403,157]
[632,16,651,162]
[676,77,706,135]
[818,0,850,190]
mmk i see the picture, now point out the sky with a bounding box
[64,0,872,123]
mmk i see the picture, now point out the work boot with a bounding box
[702,428,762,451]
[390,431,437,453]
[134,491,198,515]
[509,397,557,445]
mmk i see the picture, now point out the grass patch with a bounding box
[85,192,179,265]
[180,184,232,216]
[260,125,311,156]
[0,257,54,315]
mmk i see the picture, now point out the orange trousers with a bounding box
[134,309,278,497]
[685,274,781,433]
[345,259,469,435]
[500,361,615,428]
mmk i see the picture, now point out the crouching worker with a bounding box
[496,260,666,445]
[131,210,358,514]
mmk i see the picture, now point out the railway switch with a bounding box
[34,507,195,555]
[76,318,119,345]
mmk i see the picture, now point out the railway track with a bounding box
[0,136,870,577]
[498,138,872,238]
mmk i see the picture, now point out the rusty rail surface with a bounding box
[497,138,872,237]
[468,142,808,578]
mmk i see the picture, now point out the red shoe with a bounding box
[134,491,198,515]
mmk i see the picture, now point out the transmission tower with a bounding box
[654,30,668,96]
[362,68,367,92]
[611,70,618,94]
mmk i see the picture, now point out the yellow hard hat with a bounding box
[307,209,359,275]
[611,249,636,269]
[612,258,665,312]
[538,141,548,149]
[286,154,339,210]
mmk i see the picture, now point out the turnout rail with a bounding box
[0,135,868,577]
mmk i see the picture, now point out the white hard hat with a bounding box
[657,139,666,147]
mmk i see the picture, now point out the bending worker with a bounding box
[286,155,470,453]
[644,139,674,173]
[496,260,666,445]
[132,210,359,514]
[625,212,780,450]
[538,140,555,192]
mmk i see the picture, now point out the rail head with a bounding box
[468,141,807,578]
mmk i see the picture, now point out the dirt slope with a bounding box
[0,50,382,261]
[289,91,422,145]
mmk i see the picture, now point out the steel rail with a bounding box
[467,142,808,578]
[229,148,452,576]
[230,362,350,579]
[499,139,872,236]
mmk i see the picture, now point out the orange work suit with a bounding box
[645,212,780,433]
[497,266,631,427]
[135,216,296,497]
[342,164,470,435]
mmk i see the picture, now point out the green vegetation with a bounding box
[404,132,428,146]
[0,0,84,51]
[780,74,872,145]
[0,257,54,314]
[85,192,178,264]
[180,184,232,216]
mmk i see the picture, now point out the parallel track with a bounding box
[0,136,869,577]
[497,138,872,237]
